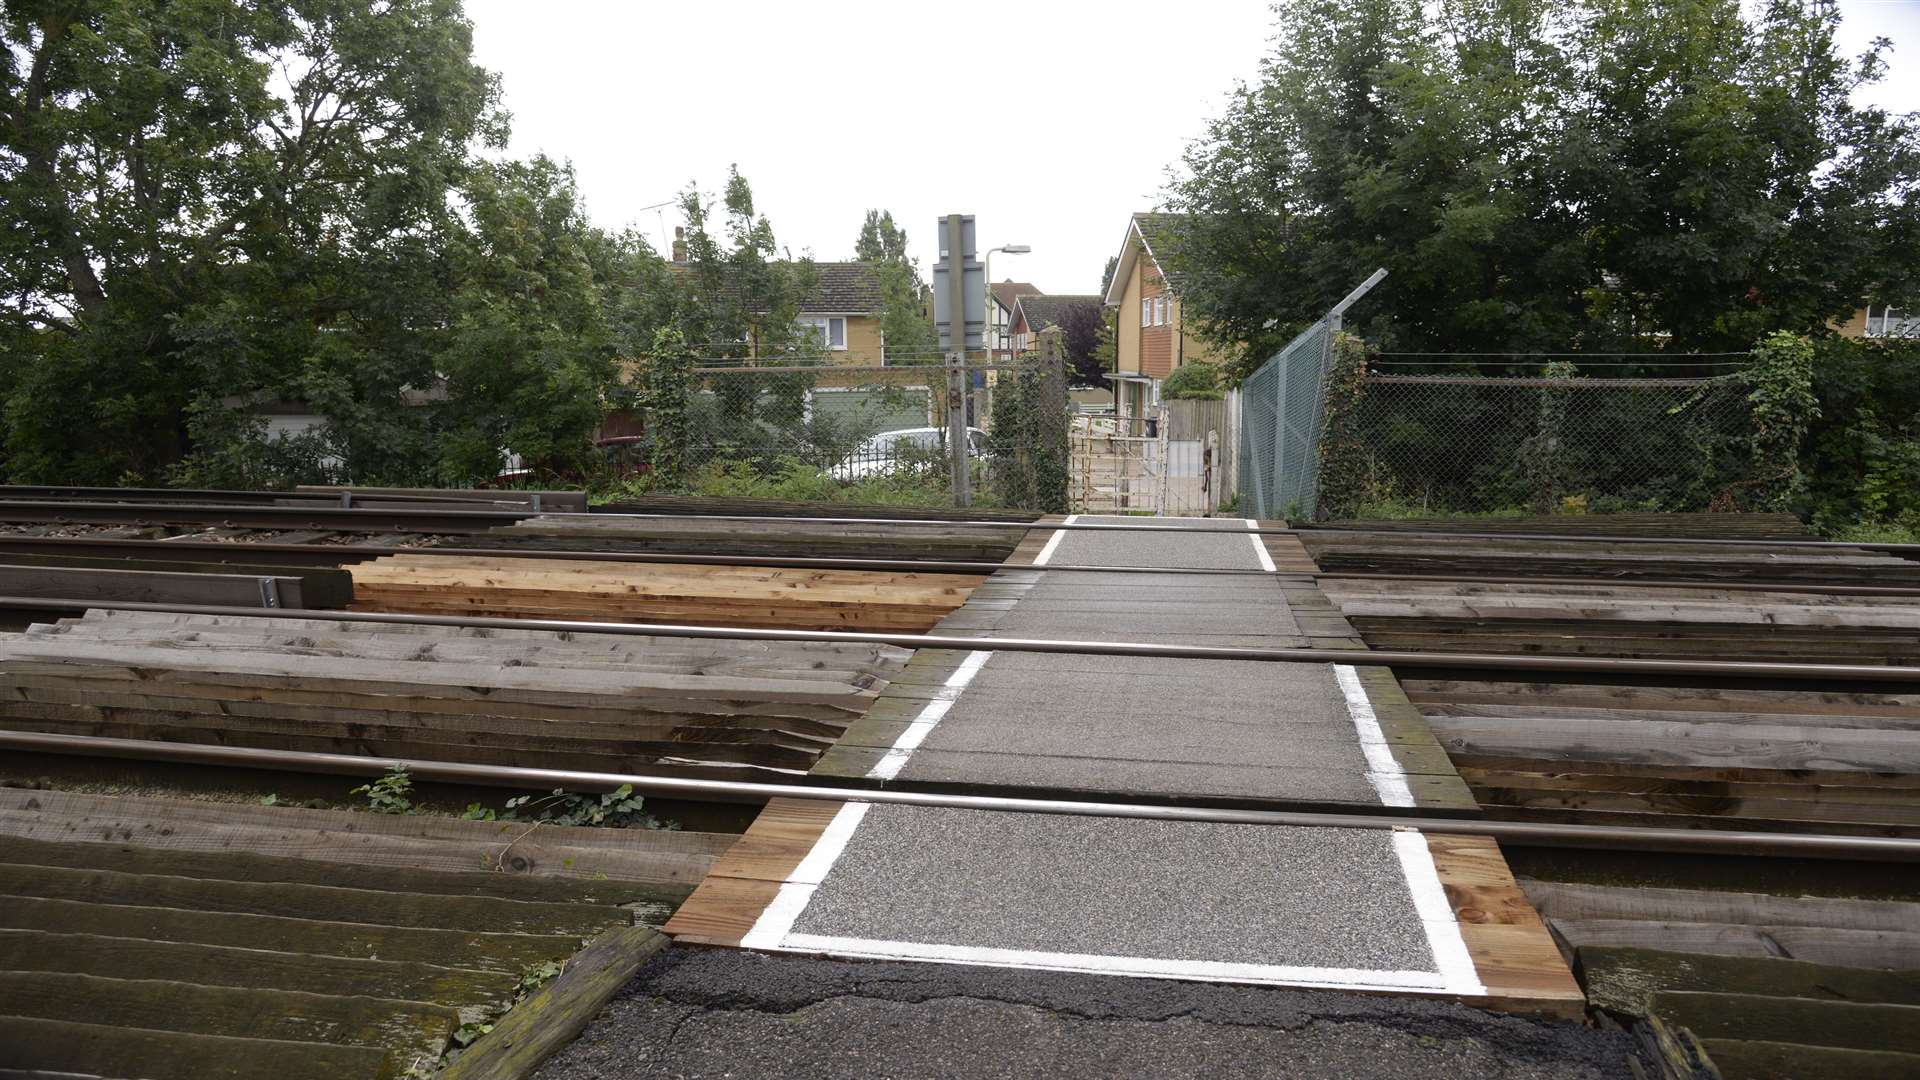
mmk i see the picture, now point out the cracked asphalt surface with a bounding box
[532,947,1636,1080]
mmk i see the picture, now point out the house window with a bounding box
[799,317,848,350]
[1155,296,1170,326]
[1140,298,1152,328]
[1868,305,1917,338]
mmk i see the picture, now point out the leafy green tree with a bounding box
[431,157,615,482]
[1169,0,1920,379]
[854,209,936,363]
[855,210,910,265]
[1,0,505,483]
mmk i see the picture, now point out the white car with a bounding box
[831,426,990,481]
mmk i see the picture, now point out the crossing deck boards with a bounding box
[349,553,982,632]
[816,517,1475,812]
[0,610,910,776]
[679,512,1579,1017]
[663,798,1581,1017]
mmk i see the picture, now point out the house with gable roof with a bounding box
[1101,212,1229,421]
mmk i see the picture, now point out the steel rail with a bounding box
[1298,524,1920,554]
[7,731,1914,862]
[6,535,1920,594]
[0,499,535,531]
[0,484,546,506]
[1310,571,1920,598]
[0,537,1266,576]
[6,495,1910,553]
[4,595,1917,682]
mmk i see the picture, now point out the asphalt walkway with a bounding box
[753,516,1494,996]
[533,949,1632,1080]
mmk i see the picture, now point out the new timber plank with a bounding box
[662,797,838,947]
[349,553,981,633]
[1425,834,1585,1019]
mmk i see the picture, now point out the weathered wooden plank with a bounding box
[1650,990,1920,1054]
[439,925,669,1080]
[0,790,731,889]
[0,564,307,608]
[0,894,586,973]
[1427,716,1920,772]
[1576,945,1920,1018]
[1698,1038,1920,1080]
[0,969,459,1068]
[0,1015,395,1080]
[1522,879,1920,934]
[0,928,518,1022]
[0,862,629,937]
[1546,917,1920,969]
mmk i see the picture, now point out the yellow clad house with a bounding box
[669,229,893,363]
[1101,213,1229,423]
[1834,304,1917,339]
[789,262,888,363]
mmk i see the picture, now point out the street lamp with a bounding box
[985,244,1032,357]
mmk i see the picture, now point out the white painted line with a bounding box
[868,650,993,780]
[1031,513,1078,566]
[1391,829,1487,996]
[738,801,871,949]
[772,934,1457,994]
[1245,518,1278,572]
[1332,664,1416,807]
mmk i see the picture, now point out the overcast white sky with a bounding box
[464,0,1920,297]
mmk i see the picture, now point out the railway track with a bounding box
[0,498,1916,1077]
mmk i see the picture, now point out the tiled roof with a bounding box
[991,281,1042,313]
[1131,213,1191,293]
[803,262,886,314]
[1015,294,1102,332]
[671,260,886,315]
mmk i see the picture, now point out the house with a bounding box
[1835,304,1918,339]
[990,281,1042,362]
[1008,293,1101,359]
[1100,213,1228,422]
[794,262,888,362]
[670,228,890,363]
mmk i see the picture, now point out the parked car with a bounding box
[831,426,990,482]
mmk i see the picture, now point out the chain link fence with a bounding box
[1237,319,1334,519]
[1307,370,1759,519]
[619,359,1068,512]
